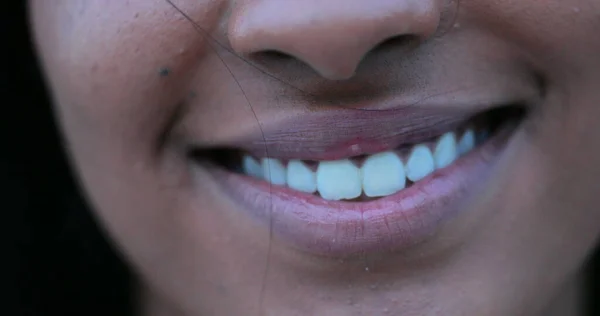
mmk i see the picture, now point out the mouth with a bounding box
[190,104,526,256]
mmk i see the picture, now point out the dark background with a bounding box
[3,2,132,316]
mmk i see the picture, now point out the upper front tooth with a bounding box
[316,159,362,201]
[405,145,435,182]
[242,155,263,179]
[433,132,458,169]
[262,158,287,185]
[361,152,406,197]
[458,129,475,155]
[287,160,317,193]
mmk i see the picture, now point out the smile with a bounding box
[241,125,483,201]
[192,105,525,256]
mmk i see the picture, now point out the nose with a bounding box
[228,0,442,80]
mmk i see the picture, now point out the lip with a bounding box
[200,121,516,256]
[210,107,487,161]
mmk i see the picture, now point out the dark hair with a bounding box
[6,2,133,315]
[6,2,600,316]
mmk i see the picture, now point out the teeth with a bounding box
[242,155,263,179]
[241,127,486,200]
[433,132,457,169]
[262,158,287,185]
[287,160,317,193]
[316,160,362,201]
[361,152,406,197]
[457,129,475,155]
[405,145,435,182]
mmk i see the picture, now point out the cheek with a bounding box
[29,0,228,254]
[468,0,600,70]
[31,0,224,158]
[31,0,259,287]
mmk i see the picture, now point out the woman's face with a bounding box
[31,0,600,315]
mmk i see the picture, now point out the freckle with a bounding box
[159,67,171,77]
[134,13,140,19]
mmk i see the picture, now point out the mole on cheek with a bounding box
[159,67,171,77]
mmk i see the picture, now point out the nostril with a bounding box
[249,49,296,64]
[371,34,420,53]
[248,49,316,75]
[261,50,294,60]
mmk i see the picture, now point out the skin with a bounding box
[30,0,600,315]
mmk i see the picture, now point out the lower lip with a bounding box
[203,125,515,257]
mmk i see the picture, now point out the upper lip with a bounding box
[203,102,523,161]
[186,71,539,161]
[226,107,474,160]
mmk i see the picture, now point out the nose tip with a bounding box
[228,0,442,80]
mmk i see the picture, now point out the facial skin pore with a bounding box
[31,0,600,315]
